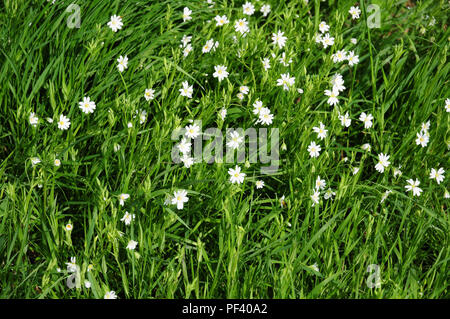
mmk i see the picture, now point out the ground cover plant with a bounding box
[0,0,449,299]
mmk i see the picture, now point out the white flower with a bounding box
[119,193,130,206]
[177,138,191,154]
[181,154,194,168]
[257,107,274,125]
[227,131,243,150]
[324,188,336,200]
[352,167,360,175]
[214,15,229,26]
[117,55,128,72]
[393,167,403,177]
[234,18,249,35]
[65,223,73,231]
[347,51,360,66]
[262,58,271,70]
[239,86,249,95]
[31,157,41,166]
[182,7,192,22]
[381,190,392,203]
[428,16,436,26]
[202,38,218,53]
[29,112,38,126]
[228,165,246,184]
[311,190,320,206]
[279,195,287,208]
[362,143,371,152]
[444,190,449,199]
[445,98,450,112]
[332,50,347,63]
[84,281,91,289]
[181,35,192,47]
[350,38,357,44]
[120,211,135,225]
[220,108,227,120]
[255,180,264,189]
[307,141,321,158]
[104,291,117,299]
[315,176,326,190]
[114,144,121,152]
[185,123,200,139]
[321,33,334,48]
[276,73,295,90]
[272,30,287,49]
[57,114,70,130]
[315,33,323,44]
[242,2,255,15]
[318,21,330,33]
[260,4,271,17]
[126,240,138,250]
[107,15,123,32]
[183,43,193,57]
[144,88,155,101]
[139,109,148,124]
[54,159,61,167]
[179,81,193,98]
[66,257,77,273]
[324,89,339,106]
[331,73,346,92]
[79,96,96,114]
[430,168,445,184]
[359,112,374,129]
[312,122,328,140]
[164,195,172,206]
[349,6,361,19]
[415,131,429,147]
[171,190,189,209]
[279,52,292,66]
[375,153,390,173]
[420,121,430,133]
[127,122,133,128]
[405,179,423,197]
[252,100,264,115]
[338,112,351,127]
[213,65,229,82]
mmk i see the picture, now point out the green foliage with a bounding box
[0,0,448,299]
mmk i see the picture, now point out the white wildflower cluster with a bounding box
[331,50,359,66]
[253,99,274,126]
[415,121,430,148]
[180,35,193,57]
[237,85,249,100]
[177,122,201,169]
[202,38,219,54]
[325,73,346,107]
[315,21,334,49]
[310,175,336,207]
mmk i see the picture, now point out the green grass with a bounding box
[0,0,449,299]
